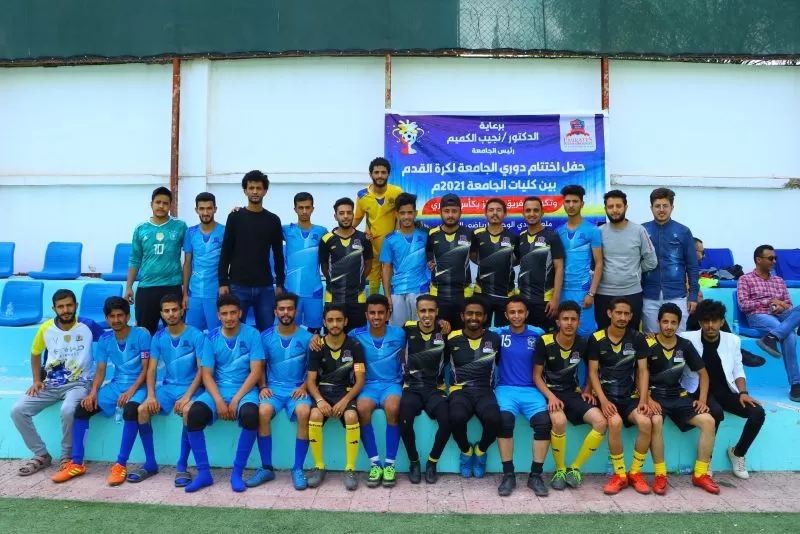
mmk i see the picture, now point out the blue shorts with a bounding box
[97,382,148,417]
[155,384,204,415]
[561,289,596,338]
[260,385,312,422]
[297,297,323,329]
[194,386,260,424]
[186,296,221,331]
[496,385,547,421]
[359,382,402,407]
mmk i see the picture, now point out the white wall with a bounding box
[0,57,798,272]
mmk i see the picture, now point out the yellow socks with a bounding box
[551,432,566,471]
[570,430,605,470]
[629,450,647,475]
[474,445,485,456]
[428,456,439,463]
[345,423,360,471]
[654,462,667,477]
[694,460,709,478]
[309,421,325,469]
[610,453,626,478]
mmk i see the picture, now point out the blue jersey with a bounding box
[96,327,152,386]
[557,220,602,292]
[151,325,206,386]
[496,325,543,387]
[283,223,327,298]
[262,326,313,388]
[184,223,225,299]
[202,325,265,387]
[352,326,406,383]
[379,229,430,295]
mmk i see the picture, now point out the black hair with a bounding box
[608,297,632,311]
[52,289,76,305]
[523,196,543,208]
[754,244,775,262]
[694,237,703,245]
[160,294,182,309]
[152,186,172,202]
[334,197,355,211]
[323,303,348,319]
[504,295,528,310]
[216,293,241,310]
[195,192,216,206]
[103,296,130,316]
[485,197,507,213]
[241,170,269,190]
[657,302,683,321]
[462,295,488,314]
[275,292,299,309]
[415,294,438,308]
[695,299,727,322]
[649,187,675,206]
[560,184,585,200]
[603,189,628,205]
[556,300,581,318]
[369,157,391,174]
[366,293,390,310]
[395,192,417,212]
[294,192,314,206]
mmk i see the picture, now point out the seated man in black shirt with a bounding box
[646,303,719,495]
[679,299,765,480]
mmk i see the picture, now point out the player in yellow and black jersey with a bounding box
[646,302,719,495]
[533,300,607,490]
[399,294,450,485]
[471,198,519,328]
[319,197,373,332]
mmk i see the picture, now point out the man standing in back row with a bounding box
[219,170,285,332]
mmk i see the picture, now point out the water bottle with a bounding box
[4,302,13,317]
[731,319,740,336]
[672,465,692,475]
[605,461,613,475]
[114,406,124,424]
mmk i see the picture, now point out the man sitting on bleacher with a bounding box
[737,245,800,402]
[11,289,105,476]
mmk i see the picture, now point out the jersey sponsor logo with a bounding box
[500,237,511,247]
[527,336,536,349]
[623,342,634,356]
[352,239,363,250]
[569,351,581,364]
[342,350,353,363]
[535,236,547,247]
[457,236,469,246]
[76,335,83,342]
[674,350,684,363]
[482,341,494,353]
[433,333,444,345]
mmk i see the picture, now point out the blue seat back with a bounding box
[112,243,133,273]
[700,248,734,270]
[0,281,44,319]
[80,284,123,328]
[731,290,762,338]
[774,249,800,281]
[0,242,14,278]
[42,242,83,275]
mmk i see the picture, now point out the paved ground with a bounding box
[1,460,798,514]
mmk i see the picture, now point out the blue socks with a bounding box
[257,435,273,470]
[385,424,400,465]
[71,418,90,464]
[138,422,158,472]
[176,426,191,473]
[294,438,309,470]
[361,423,380,466]
[185,430,213,493]
[231,429,257,492]
[116,420,139,466]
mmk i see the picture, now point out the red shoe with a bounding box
[692,474,720,494]
[603,474,629,495]
[653,474,668,495]
[628,472,651,494]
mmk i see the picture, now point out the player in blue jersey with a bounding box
[556,185,603,337]
[494,296,551,497]
[353,294,406,488]
[132,294,205,487]
[380,192,430,327]
[244,292,314,490]
[283,192,328,333]
[183,192,225,331]
[183,294,265,493]
[52,298,152,485]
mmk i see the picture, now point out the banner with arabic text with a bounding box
[385,113,607,232]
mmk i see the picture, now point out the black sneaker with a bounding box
[424,460,439,484]
[408,460,422,484]
[757,334,782,359]
[527,473,549,497]
[498,473,516,497]
[790,384,800,403]
[741,349,767,367]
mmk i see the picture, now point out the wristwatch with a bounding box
[738,390,748,396]
[587,291,595,297]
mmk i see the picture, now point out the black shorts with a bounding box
[402,387,448,419]
[689,389,724,426]
[554,389,595,426]
[525,300,557,332]
[653,393,701,432]
[448,387,499,421]
[437,295,465,331]
[483,295,509,328]
[319,387,358,426]
[135,284,182,335]
[335,302,365,332]
[608,395,640,428]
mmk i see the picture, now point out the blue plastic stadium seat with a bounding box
[80,284,122,328]
[0,281,44,326]
[28,242,82,280]
[700,248,735,271]
[732,290,763,338]
[774,249,800,288]
[717,280,737,288]
[0,242,14,278]
[101,243,138,282]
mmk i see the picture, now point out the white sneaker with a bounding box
[728,447,749,479]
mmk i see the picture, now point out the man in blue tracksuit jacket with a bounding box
[641,188,699,333]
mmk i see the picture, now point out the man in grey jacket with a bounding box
[595,190,658,331]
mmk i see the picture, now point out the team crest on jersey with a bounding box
[433,333,444,345]
[482,341,494,353]
[156,232,164,241]
[213,237,221,244]
[64,335,71,343]
[76,335,83,342]
[458,235,469,246]
[569,351,581,363]
[527,336,536,349]
[535,236,547,247]
[240,343,248,352]
[623,343,634,356]
[500,237,511,247]
[312,233,319,240]
[169,231,178,240]
[181,340,191,347]
[352,239,363,250]
[342,350,353,363]
[674,350,684,363]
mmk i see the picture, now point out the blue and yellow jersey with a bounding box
[518,227,565,303]
[319,229,372,303]
[32,317,105,385]
[472,227,519,298]
[151,325,205,386]
[130,217,187,288]
[402,320,446,390]
[379,228,430,295]
[262,326,313,388]
[202,324,265,388]
[586,329,653,400]
[533,334,589,393]
[446,329,501,390]
[96,327,152,386]
[184,223,225,299]
[425,225,474,300]
[352,325,406,384]
[283,223,327,299]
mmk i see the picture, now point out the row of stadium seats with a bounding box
[0,281,121,327]
[0,242,136,281]
[701,247,800,288]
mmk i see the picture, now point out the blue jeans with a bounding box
[749,309,800,385]
[230,284,275,332]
